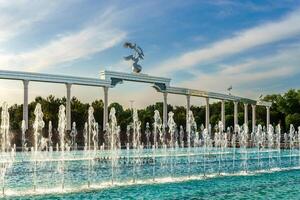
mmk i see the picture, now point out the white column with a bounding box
[23,80,29,129]
[205,97,210,129]
[266,106,270,131]
[252,105,256,133]
[234,101,238,130]
[186,95,190,129]
[221,100,225,131]
[103,87,109,131]
[163,92,168,126]
[244,103,248,126]
[66,83,72,130]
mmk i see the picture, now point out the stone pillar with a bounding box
[103,87,109,131]
[244,103,248,126]
[221,100,225,131]
[186,95,190,129]
[66,83,72,130]
[252,105,256,133]
[163,92,168,126]
[23,80,29,129]
[266,106,270,131]
[234,101,238,130]
[205,97,210,129]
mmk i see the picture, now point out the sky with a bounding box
[0,0,300,108]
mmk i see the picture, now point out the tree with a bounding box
[285,113,300,129]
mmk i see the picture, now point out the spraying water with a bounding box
[106,108,120,184]
[167,111,177,176]
[132,109,142,182]
[32,103,45,191]
[21,120,26,152]
[153,110,162,149]
[1,103,10,152]
[145,122,151,149]
[48,121,53,151]
[57,105,66,190]
[71,122,78,150]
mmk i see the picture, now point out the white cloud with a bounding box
[0,1,64,43]
[178,44,300,99]
[0,6,127,72]
[153,8,300,75]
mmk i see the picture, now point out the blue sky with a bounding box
[0,0,300,108]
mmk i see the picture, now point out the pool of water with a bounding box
[8,169,300,200]
[2,148,300,199]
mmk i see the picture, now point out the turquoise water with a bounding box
[2,148,300,199]
[9,169,300,200]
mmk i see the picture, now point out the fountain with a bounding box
[167,111,176,177]
[0,102,15,195]
[105,107,120,184]
[0,103,299,197]
[179,125,184,148]
[152,110,162,181]
[231,129,236,173]
[238,124,248,173]
[57,105,67,190]
[131,109,142,182]
[21,120,26,151]
[83,122,88,151]
[268,125,274,170]
[145,122,151,149]
[1,102,10,152]
[48,121,53,151]
[71,122,78,150]
[187,111,197,177]
[275,124,281,167]
[32,103,45,191]
[289,124,296,165]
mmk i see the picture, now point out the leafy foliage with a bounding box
[3,89,300,146]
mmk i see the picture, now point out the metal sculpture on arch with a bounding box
[123,42,144,73]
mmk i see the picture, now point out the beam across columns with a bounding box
[23,80,29,129]
[221,100,225,131]
[66,83,72,130]
[252,105,256,133]
[163,92,168,126]
[205,97,210,130]
[103,87,109,131]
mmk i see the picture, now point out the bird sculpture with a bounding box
[227,85,233,95]
[123,42,144,73]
